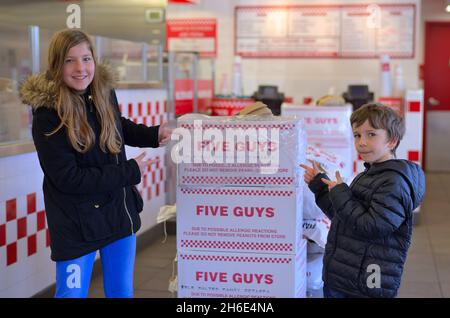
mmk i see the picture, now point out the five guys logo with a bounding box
[195,272,274,284]
[196,205,275,218]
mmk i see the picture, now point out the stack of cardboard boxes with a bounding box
[176,114,307,297]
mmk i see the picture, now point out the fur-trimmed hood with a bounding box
[20,63,117,110]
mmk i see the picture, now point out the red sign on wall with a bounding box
[167,18,217,58]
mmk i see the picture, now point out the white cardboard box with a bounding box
[281,104,354,181]
[177,239,307,298]
[176,114,306,187]
[177,186,303,255]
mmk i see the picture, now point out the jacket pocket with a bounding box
[77,195,120,241]
[131,186,144,213]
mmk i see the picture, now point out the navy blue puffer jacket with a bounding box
[309,159,425,297]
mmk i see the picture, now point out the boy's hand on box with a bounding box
[321,171,343,190]
[300,160,322,185]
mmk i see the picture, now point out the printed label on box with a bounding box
[175,115,306,187]
[177,186,303,254]
[177,240,307,298]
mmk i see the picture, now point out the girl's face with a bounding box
[62,42,95,92]
[353,119,397,164]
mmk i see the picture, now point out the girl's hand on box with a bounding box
[158,122,173,146]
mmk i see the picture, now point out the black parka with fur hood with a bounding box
[20,65,160,261]
[309,159,425,297]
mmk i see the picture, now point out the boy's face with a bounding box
[352,119,397,164]
[62,42,95,92]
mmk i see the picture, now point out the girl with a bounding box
[20,29,172,298]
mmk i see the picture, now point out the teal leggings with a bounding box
[55,235,136,298]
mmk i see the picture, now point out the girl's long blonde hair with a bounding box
[46,29,122,154]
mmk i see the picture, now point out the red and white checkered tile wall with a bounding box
[117,96,168,203]
[118,100,167,127]
[0,193,49,267]
[135,154,167,201]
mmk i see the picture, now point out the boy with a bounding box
[300,103,425,298]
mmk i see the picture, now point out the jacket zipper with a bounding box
[116,154,134,234]
[88,95,93,113]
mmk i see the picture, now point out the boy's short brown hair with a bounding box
[350,103,405,156]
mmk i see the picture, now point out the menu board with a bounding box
[377,5,415,57]
[340,5,377,56]
[235,4,415,58]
